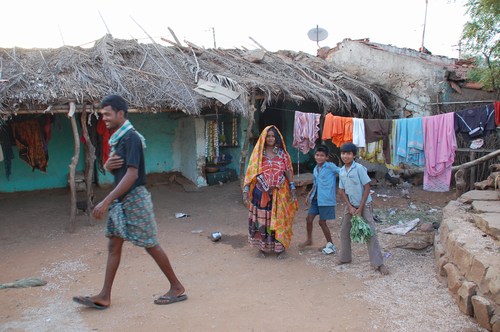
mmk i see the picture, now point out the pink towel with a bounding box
[423,113,457,192]
[293,111,321,154]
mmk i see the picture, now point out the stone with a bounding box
[473,214,500,240]
[472,295,493,330]
[492,313,500,332]
[485,266,500,305]
[434,239,445,259]
[444,263,464,293]
[436,256,449,277]
[472,201,500,213]
[384,231,433,250]
[452,243,474,276]
[459,190,500,203]
[466,253,496,287]
[457,281,477,316]
[420,222,435,232]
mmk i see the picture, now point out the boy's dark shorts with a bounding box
[308,197,336,220]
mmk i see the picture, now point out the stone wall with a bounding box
[435,190,500,331]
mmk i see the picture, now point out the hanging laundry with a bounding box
[331,116,353,148]
[97,115,112,166]
[454,104,495,142]
[364,119,392,164]
[11,120,48,172]
[494,101,500,126]
[359,140,385,164]
[293,111,321,154]
[352,118,366,148]
[321,112,334,140]
[423,113,456,192]
[0,125,15,180]
[393,117,425,167]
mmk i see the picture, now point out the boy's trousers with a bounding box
[339,203,384,268]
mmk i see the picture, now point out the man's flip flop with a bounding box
[72,296,108,310]
[154,294,188,305]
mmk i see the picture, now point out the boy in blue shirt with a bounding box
[338,142,389,275]
[299,145,340,254]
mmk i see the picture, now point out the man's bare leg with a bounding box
[146,245,185,298]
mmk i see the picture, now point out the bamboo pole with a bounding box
[80,105,95,226]
[239,90,256,186]
[68,102,80,233]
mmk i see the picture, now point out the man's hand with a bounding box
[348,205,357,215]
[305,194,311,207]
[105,154,124,171]
[92,200,110,220]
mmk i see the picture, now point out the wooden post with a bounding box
[239,90,256,186]
[469,150,476,190]
[80,105,96,226]
[68,102,80,233]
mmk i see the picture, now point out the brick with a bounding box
[466,253,493,287]
[472,295,493,331]
[485,266,500,306]
[457,281,477,316]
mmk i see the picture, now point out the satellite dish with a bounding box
[308,25,328,47]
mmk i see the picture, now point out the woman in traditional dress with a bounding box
[242,125,298,259]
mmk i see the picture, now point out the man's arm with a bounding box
[339,188,356,215]
[92,167,138,220]
[356,183,371,216]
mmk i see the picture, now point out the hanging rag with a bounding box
[423,113,456,192]
[322,113,334,140]
[454,104,496,141]
[293,111,321,154]
[331,116,353,148]
[0,125,15,180]
[364,119,392,164]
[494,101,500,126]
[394,117,425,167]
[11,120,48,172]
[352,118,366,148]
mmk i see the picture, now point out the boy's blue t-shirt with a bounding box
[339,160,372,207]
[311,161,340,206]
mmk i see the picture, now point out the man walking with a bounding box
[73,95,187,309]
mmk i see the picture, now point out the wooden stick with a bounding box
[239,89,256,185]
[80,105,95,226]
[168,27,182,46]
[248,37,268,52]
[68,102,79,233]
[452,148,500,171]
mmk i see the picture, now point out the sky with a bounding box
[1,0,469,58]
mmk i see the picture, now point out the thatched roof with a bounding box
[0,34,387,118]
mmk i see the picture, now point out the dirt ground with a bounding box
[0,176,486,332]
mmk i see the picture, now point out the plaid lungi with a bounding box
[106,186,159,248]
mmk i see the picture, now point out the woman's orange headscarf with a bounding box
[244,125,298,249]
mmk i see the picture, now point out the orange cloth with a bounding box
[331,116,353,148]
[321,113,334,140]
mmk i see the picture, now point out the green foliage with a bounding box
[350,215,373,244]
[461,0,500,94]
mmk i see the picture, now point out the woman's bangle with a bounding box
[289,182,296,190]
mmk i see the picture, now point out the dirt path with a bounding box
[0,180,485,331]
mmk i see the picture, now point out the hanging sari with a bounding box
[244,125,298,252]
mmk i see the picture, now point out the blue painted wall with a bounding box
[0,113,181,193]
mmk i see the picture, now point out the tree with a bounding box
[461,0,500,96]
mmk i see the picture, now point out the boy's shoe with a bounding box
[322,242,336,255]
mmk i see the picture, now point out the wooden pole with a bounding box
[80,105,96,226]
[239,90,256,186]
[68,102,80,233]
[469,150,476,190]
